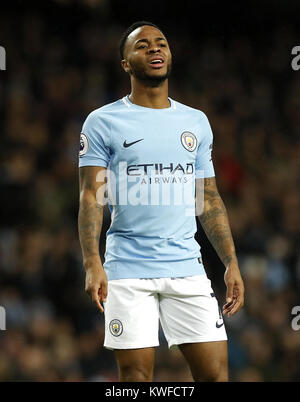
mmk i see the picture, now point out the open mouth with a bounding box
[149,58,165,68]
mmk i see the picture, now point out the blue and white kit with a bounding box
[79,96,227,349]
[79,96,214,281]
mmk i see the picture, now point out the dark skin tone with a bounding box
[196,177,244,317]
[121,25,172,108]
[78,25,244,382]
[78,166,107,313]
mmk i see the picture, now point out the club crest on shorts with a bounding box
[181,131,197,152]
[79,133,89,157]
[109,319,123,337]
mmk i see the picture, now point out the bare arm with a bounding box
[196,177,244,317]
[78,166,107,313]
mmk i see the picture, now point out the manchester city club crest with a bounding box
[109,319,123,337]
[181,131,197,152]
[79,133,89,157]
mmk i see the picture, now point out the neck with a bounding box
[128,78,170,109]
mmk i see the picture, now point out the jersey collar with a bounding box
[122,95,176,110]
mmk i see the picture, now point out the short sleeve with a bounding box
[195,113,215,178]
[79,111,111,168]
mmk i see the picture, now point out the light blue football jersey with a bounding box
[79,96,215,280]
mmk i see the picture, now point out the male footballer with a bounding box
[78,21,244,382]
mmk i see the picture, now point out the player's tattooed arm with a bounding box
[196,177,244,317]
[196,177,236,265]
[78,166,105,260]
[78,166,107,312]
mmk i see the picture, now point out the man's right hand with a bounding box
[79,166,108,313]
[84,258,108,313]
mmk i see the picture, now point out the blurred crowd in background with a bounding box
[0,0,300,381]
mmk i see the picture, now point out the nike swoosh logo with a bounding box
[216,320,224,328]
[123,138,144,148]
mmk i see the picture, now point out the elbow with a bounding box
[79,189,97,205]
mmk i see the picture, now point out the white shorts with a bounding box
[104,275,227,350]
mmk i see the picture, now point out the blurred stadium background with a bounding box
[0,0,300,381]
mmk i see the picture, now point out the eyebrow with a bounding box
[135,37,166,45]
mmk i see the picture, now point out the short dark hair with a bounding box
[119,21,163,60]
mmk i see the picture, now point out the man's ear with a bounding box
[121,59,131,74]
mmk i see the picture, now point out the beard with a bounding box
[130,62,172,87]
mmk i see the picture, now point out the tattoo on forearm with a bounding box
[198,178,237,267]
[78,199,103,259]
[78,167,105,261]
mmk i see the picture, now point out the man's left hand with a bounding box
[223,263,244,317]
